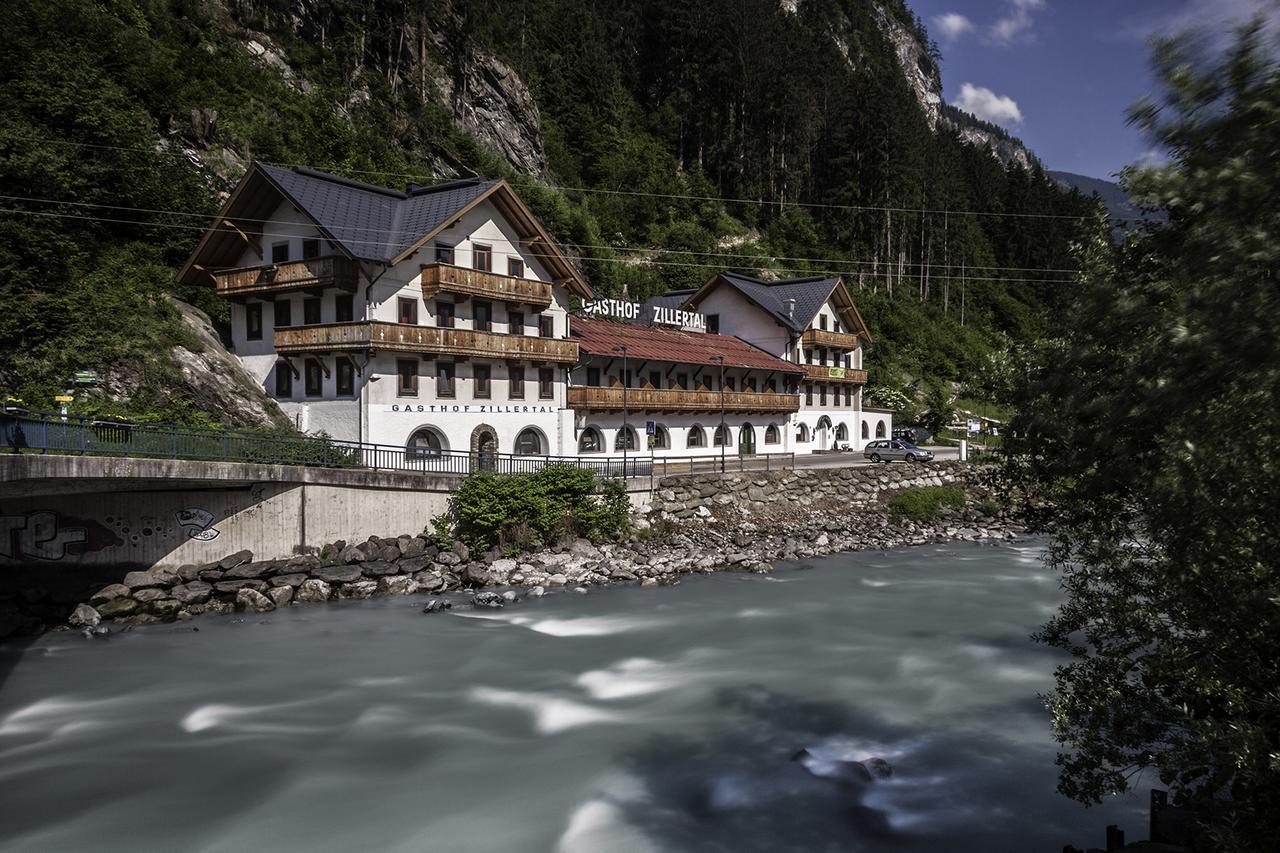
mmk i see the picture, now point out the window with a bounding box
[509,365,525,399]
[407,428,444,459]
[336,359,354,396]
[687,426,706,448]
[820,314,828,331]
[474,300,492,331]
[304,297,322,325]
[578,427,604,453]
[538,314,554,337]
[714,425,732,447]
[648,370,661,389]
[820,348,828,365]
[796,423,810,443]
[436,301,455,328]
[805,384,813,405]
[651,425,669,449]
[245,303,263,341]
[435,243,454,265]
[509,310,524,335]
[615,426,637,451]
[725,376,736,392]
[765,424,780,444]
[397,359,418,396]
[766,379,777,393]
[538,367,554,399]
[304,359,323,396]
[620,370,632,389]
[436,362,455,398]
[274,299,292,328]
[844,387,852,406]
[586,367,601,387]
[397,298,417,325]
[820,385,827,406]
[274,362,293,398]
[474,364,491,398]
[508,257,524,278]
[271,242,289,263]
[473,244,491,272]
[836,423,849,442]
[515,428,543,456]
[876,421,886,438]
[335,294,354,322]
[862,422,870,440]
[301,238,320,260]
[706,314,720,334]
[676,372,688,390]
[745,377,757,392]
[807,349,815,365]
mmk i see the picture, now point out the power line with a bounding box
[0,207,1081,285]
[0,195,1084,276]
[0,132,1133,223]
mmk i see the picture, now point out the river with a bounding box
[0,540,1146,852]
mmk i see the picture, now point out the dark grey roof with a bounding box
[695,272,840,333]
[641,289,696,320]
[256,163,498,263]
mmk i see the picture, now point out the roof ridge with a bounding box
[286,164,407,198]
[406,176,487,196]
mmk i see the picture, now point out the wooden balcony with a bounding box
[802,364,868,384]
[213,256,360,298]
[274,321,579,363]
[801,328,862,351]
[420,263,553,308]
[568,385,799,414]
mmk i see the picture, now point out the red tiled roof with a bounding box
[570,316,804,374]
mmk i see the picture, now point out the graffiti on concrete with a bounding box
[176,508,221,541]
[0,511,123,561]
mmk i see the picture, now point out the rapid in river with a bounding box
[0,540,1147,851]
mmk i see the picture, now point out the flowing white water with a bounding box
[0,540,1146,852]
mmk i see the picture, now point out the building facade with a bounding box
[179,165,890,465]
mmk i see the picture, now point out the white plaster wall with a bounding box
[571,412,791,459]
[694,288,792,357]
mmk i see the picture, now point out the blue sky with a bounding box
[906,0,1279,179]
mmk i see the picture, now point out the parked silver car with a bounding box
[862,439,934,463]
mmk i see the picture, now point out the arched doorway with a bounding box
[816,416,832,451]
[470,423,498,471]
[514,427,545,456]
[406,427,447,466]
[739,423,756,456]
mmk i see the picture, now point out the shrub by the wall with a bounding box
[887,486,966,521]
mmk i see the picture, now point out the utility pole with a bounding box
[711,355,726,474]
[613,344,629,476]
[961,260,966,326]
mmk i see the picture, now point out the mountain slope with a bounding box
[1048,170,1165,234]
[0,0,1101,423]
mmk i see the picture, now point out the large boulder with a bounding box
[489,558,518,582]
[473,591,504,608]
[171,582,213,605]
[400,537,427,558]
[222,561,276,580]
[235,588,275,613]
[412,571,445,591]
[268,586,294,608]
[313,565,363,584]
[148,598,183,619]
[462,563,493,587]
[296,579,332,603]
[122,569,178,590]
[96,597,139,618]
[338,580,378,600]
[361,561,400,578]
[68,603,101,628]
[214,579,268,594]
[89,583,131,605]
[269,573,308,588]
[377,576,419,596]
[218,549,253,569]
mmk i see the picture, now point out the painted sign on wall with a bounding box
[581,298,708,331]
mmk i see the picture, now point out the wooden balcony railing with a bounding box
[213,256,360,298]
[801,364,868,384]
[568,385,800,414]
[274,321,579,363]
[420,263,553,308]
[801,328,862,351]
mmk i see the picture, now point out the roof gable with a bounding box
[682,271,872,344]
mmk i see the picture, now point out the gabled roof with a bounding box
[571,316,805,374]
[177,162,591,297]
[682,271,873,344]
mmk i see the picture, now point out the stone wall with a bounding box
[641,462,970,525]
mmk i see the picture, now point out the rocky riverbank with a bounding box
[61,463,1017,631]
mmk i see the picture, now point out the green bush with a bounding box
[444,464,630,552]
[887,486,966,521]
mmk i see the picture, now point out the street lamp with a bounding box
[710,355,725,473]
[612,344,628,476]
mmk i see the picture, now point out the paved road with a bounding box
[791,445,959,469]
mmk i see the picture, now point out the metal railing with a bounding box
[1,410,794,479]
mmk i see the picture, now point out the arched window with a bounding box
[615,426,637,451]
[796,423,810,443]
[687,425,706,448]
[816,415,832,430]
[875,420,887,438]
[861,421,870,440]
[407,427,445,460]
[714,425,733,447]
[765,424,780,444]
[578,427,604,454]
[835,423,848,441]
[515,427,544,455]
[651,424,670,449]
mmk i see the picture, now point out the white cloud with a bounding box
[955,83,1024,125]
[989,0,1047,45]
[934,13,975,40]
[1126,0,1280,41]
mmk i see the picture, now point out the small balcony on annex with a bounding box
[567,316,804,415]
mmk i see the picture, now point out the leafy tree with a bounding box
[1008,22,1280,848]
[917,383,954,437]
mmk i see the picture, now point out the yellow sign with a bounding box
[828,367,845,379]
[54,395,74,403]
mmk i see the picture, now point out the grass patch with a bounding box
[887,486,966,521]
